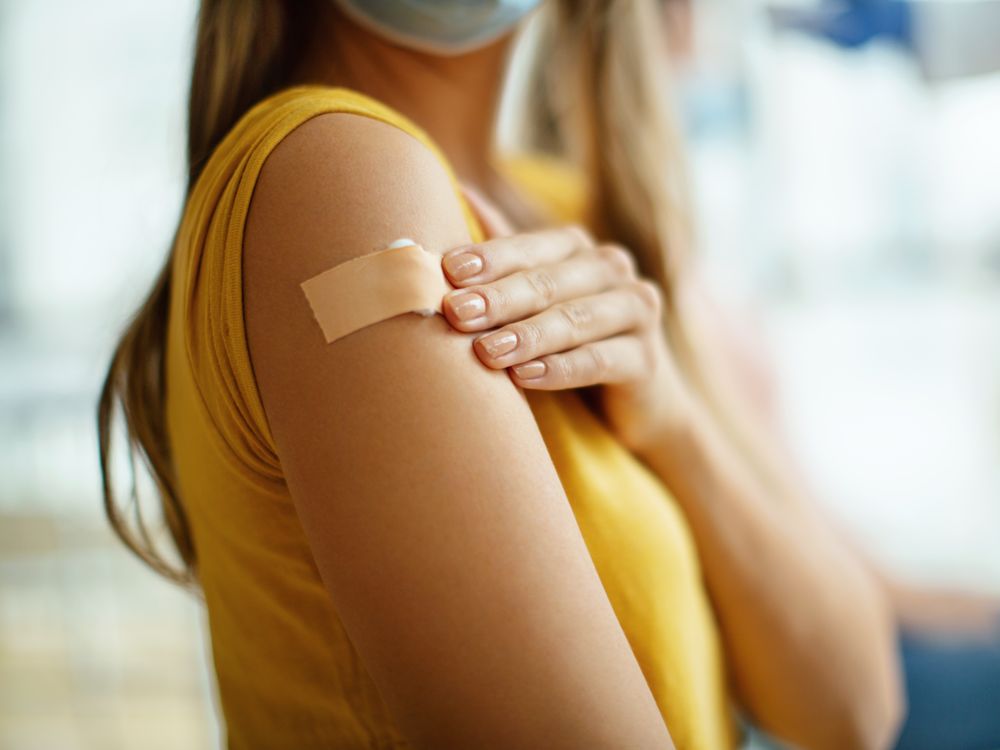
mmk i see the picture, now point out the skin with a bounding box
[435,2,999,746]
[444,197,904,750]
[435,0,1000,739]
[247,2,924,748]
[688,280,1000,642]
[441,215,690,450]
[243,7,674,750]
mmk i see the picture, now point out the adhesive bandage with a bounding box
[300,238,453,344]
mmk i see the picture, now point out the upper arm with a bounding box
[243,114,673,750]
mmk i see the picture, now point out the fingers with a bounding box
[441,224,596,288]
[509,335,655,390]
[437,223,664,392]
[443,243,637,332]
[472,281,662,371]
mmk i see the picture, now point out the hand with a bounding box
[439,186,694,452]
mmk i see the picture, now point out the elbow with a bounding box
[811,607,908,750]
[818,560,908,750]
[850,593,907,750]
[774,587,907,750]
[781,670,905,750]
[828,674,906,750]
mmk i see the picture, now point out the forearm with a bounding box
[635,400,903,750]
[708,359,1000,642]
[882,576,1000,638]
[760,433,1000,640]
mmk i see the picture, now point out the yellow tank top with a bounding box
[165,85,736,750]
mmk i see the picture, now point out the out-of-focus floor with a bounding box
[0,335,218,749]
[0,514,218,750]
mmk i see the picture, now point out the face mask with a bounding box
[332,0,543,55]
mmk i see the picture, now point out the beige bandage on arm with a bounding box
[300,238,453,343]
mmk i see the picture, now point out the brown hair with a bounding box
[98,0,696,585]
[97,0,313,586]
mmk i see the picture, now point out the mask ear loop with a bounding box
[300,238,454,344]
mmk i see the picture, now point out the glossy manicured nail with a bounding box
[513,360,547,379]
[477,330,518,358]
[447,292,486,321]
[443,251,483,281]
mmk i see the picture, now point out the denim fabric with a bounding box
[893,619,1000,750]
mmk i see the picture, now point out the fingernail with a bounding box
[513,360,546,379]
[443,251,483,281]
[477,330,518,358]
[447,292,486,321]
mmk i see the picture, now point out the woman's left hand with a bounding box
[439,189,693,451]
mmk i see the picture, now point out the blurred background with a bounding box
[1,0,998,748]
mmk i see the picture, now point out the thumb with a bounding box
[460,182,516,239]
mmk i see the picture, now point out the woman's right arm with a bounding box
[242,113,674,750]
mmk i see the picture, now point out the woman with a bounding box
[97,1,904,748]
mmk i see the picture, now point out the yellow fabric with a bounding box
[166,84,736,750]
[497,152,591,225]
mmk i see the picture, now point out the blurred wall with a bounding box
[1,1,218,748]
[685,0,1000,587]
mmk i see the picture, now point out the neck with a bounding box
[293,7,511,190]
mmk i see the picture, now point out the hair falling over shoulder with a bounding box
[97,0,696,586]
[97,0,314,587]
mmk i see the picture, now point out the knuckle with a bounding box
[588,345,609,379]
[555,354,576,381]
[566,223,595,249]
[635,279,663,315]
[558,301,592,333]
[525,269,558,305]
[513,320,544,351]
[599,243,637,279]
[493,235,529,272]
[512,235,536,269]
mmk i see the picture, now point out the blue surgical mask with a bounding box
[332,0,543,55]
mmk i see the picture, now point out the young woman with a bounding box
[98,1,905,748]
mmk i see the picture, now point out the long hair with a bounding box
[530,0,700,381]
[97,0,312,586]
[98,0,699,585]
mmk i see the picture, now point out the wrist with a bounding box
[629,386,706,466]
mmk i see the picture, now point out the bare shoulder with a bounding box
[241,108,503,487]
[242,110,477,394]
[246,111,470,278]
[241,107,504,468]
